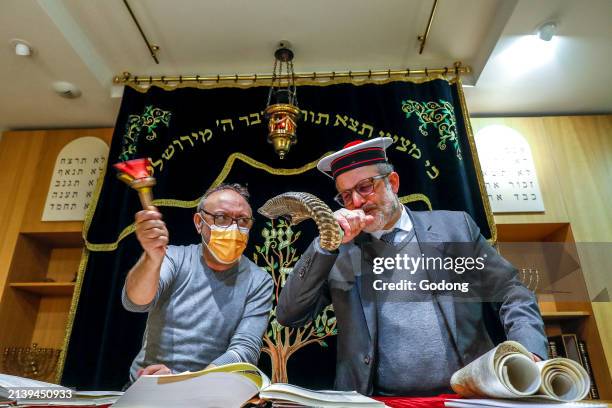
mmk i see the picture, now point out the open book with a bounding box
[113,362,385,408]
[450,341,593,403]
[0,373,122,406]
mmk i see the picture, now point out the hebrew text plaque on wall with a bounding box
[475,125,545,213]
[42,137,109,221]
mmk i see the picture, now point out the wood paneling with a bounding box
[544,115,612,242]
[47,248,82,282]
[0,132,48,351]
[0,288,39,348]
[10,283,75,296]
[495,222,568,242]
[542,311,591,320]
[0,132,46,296]
[592,303,612,388]
[7,235,50,282]
[31,296,72,348]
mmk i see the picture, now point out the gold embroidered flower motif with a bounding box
[119,105,172,161]
[401,100,462,160]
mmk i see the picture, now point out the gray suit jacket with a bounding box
[276,208,547,395]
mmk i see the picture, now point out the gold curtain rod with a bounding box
[113,62,470,85]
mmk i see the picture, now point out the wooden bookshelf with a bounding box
[495,222,611,399]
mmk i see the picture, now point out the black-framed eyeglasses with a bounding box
[334,173,390,207]
[200,209,255,229]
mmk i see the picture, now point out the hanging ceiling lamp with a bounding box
[264,41,300,159]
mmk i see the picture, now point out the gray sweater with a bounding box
[374,234,461,395]
[122,244,273,381]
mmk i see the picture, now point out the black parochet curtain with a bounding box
[61,78,494,390]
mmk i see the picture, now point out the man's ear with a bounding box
[388,171,400,193]
[193,212,203,233]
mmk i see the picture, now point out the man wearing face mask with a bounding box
[122,183,273,383]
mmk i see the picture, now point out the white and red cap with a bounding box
[317,137,393,179]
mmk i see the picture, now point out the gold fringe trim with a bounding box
[55,247,89,383]
[400,194,432,211]
[123,74,451,93]
[210,152,334,188]
[454,75,497,244]
[85,224,136,252]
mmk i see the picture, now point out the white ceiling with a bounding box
[464,0,612,116]
[1,0,611,131]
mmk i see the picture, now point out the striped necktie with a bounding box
[380,227,402,245]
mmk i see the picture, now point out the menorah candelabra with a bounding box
[519,267,540,293]
[2,343,61,380]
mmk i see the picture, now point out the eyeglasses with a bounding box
[334,173,390,207]
[200,209,255,229]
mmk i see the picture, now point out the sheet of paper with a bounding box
[112,372,259,408]
[14,395,120,406]
[0,373,68,390]
[260,384,385,407]
[445,398,607,408]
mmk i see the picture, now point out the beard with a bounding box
[362,188,400,232]
[363,205,385,232]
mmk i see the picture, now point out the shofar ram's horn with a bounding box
[258,192,343,251]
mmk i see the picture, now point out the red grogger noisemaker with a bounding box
[113,158,156,209]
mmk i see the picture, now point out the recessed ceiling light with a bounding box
[9,39,34,57]
[497,35,559,78]
[52,81,82,99]
[537,22,557,42]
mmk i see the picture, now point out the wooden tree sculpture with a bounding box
[252,219,337,383]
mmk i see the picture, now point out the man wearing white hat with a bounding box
[276,137,546,396]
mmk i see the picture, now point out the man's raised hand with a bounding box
[134,206,168,264]
[334,208,375,243]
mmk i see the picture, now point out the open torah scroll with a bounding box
[451,341,590,402]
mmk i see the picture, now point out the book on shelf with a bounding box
[548,334,600,399]
[578,340,599,400]
[0,373,122,406]
[113,362,385,408]
[547,339,558,359]
[450,341,592,403]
